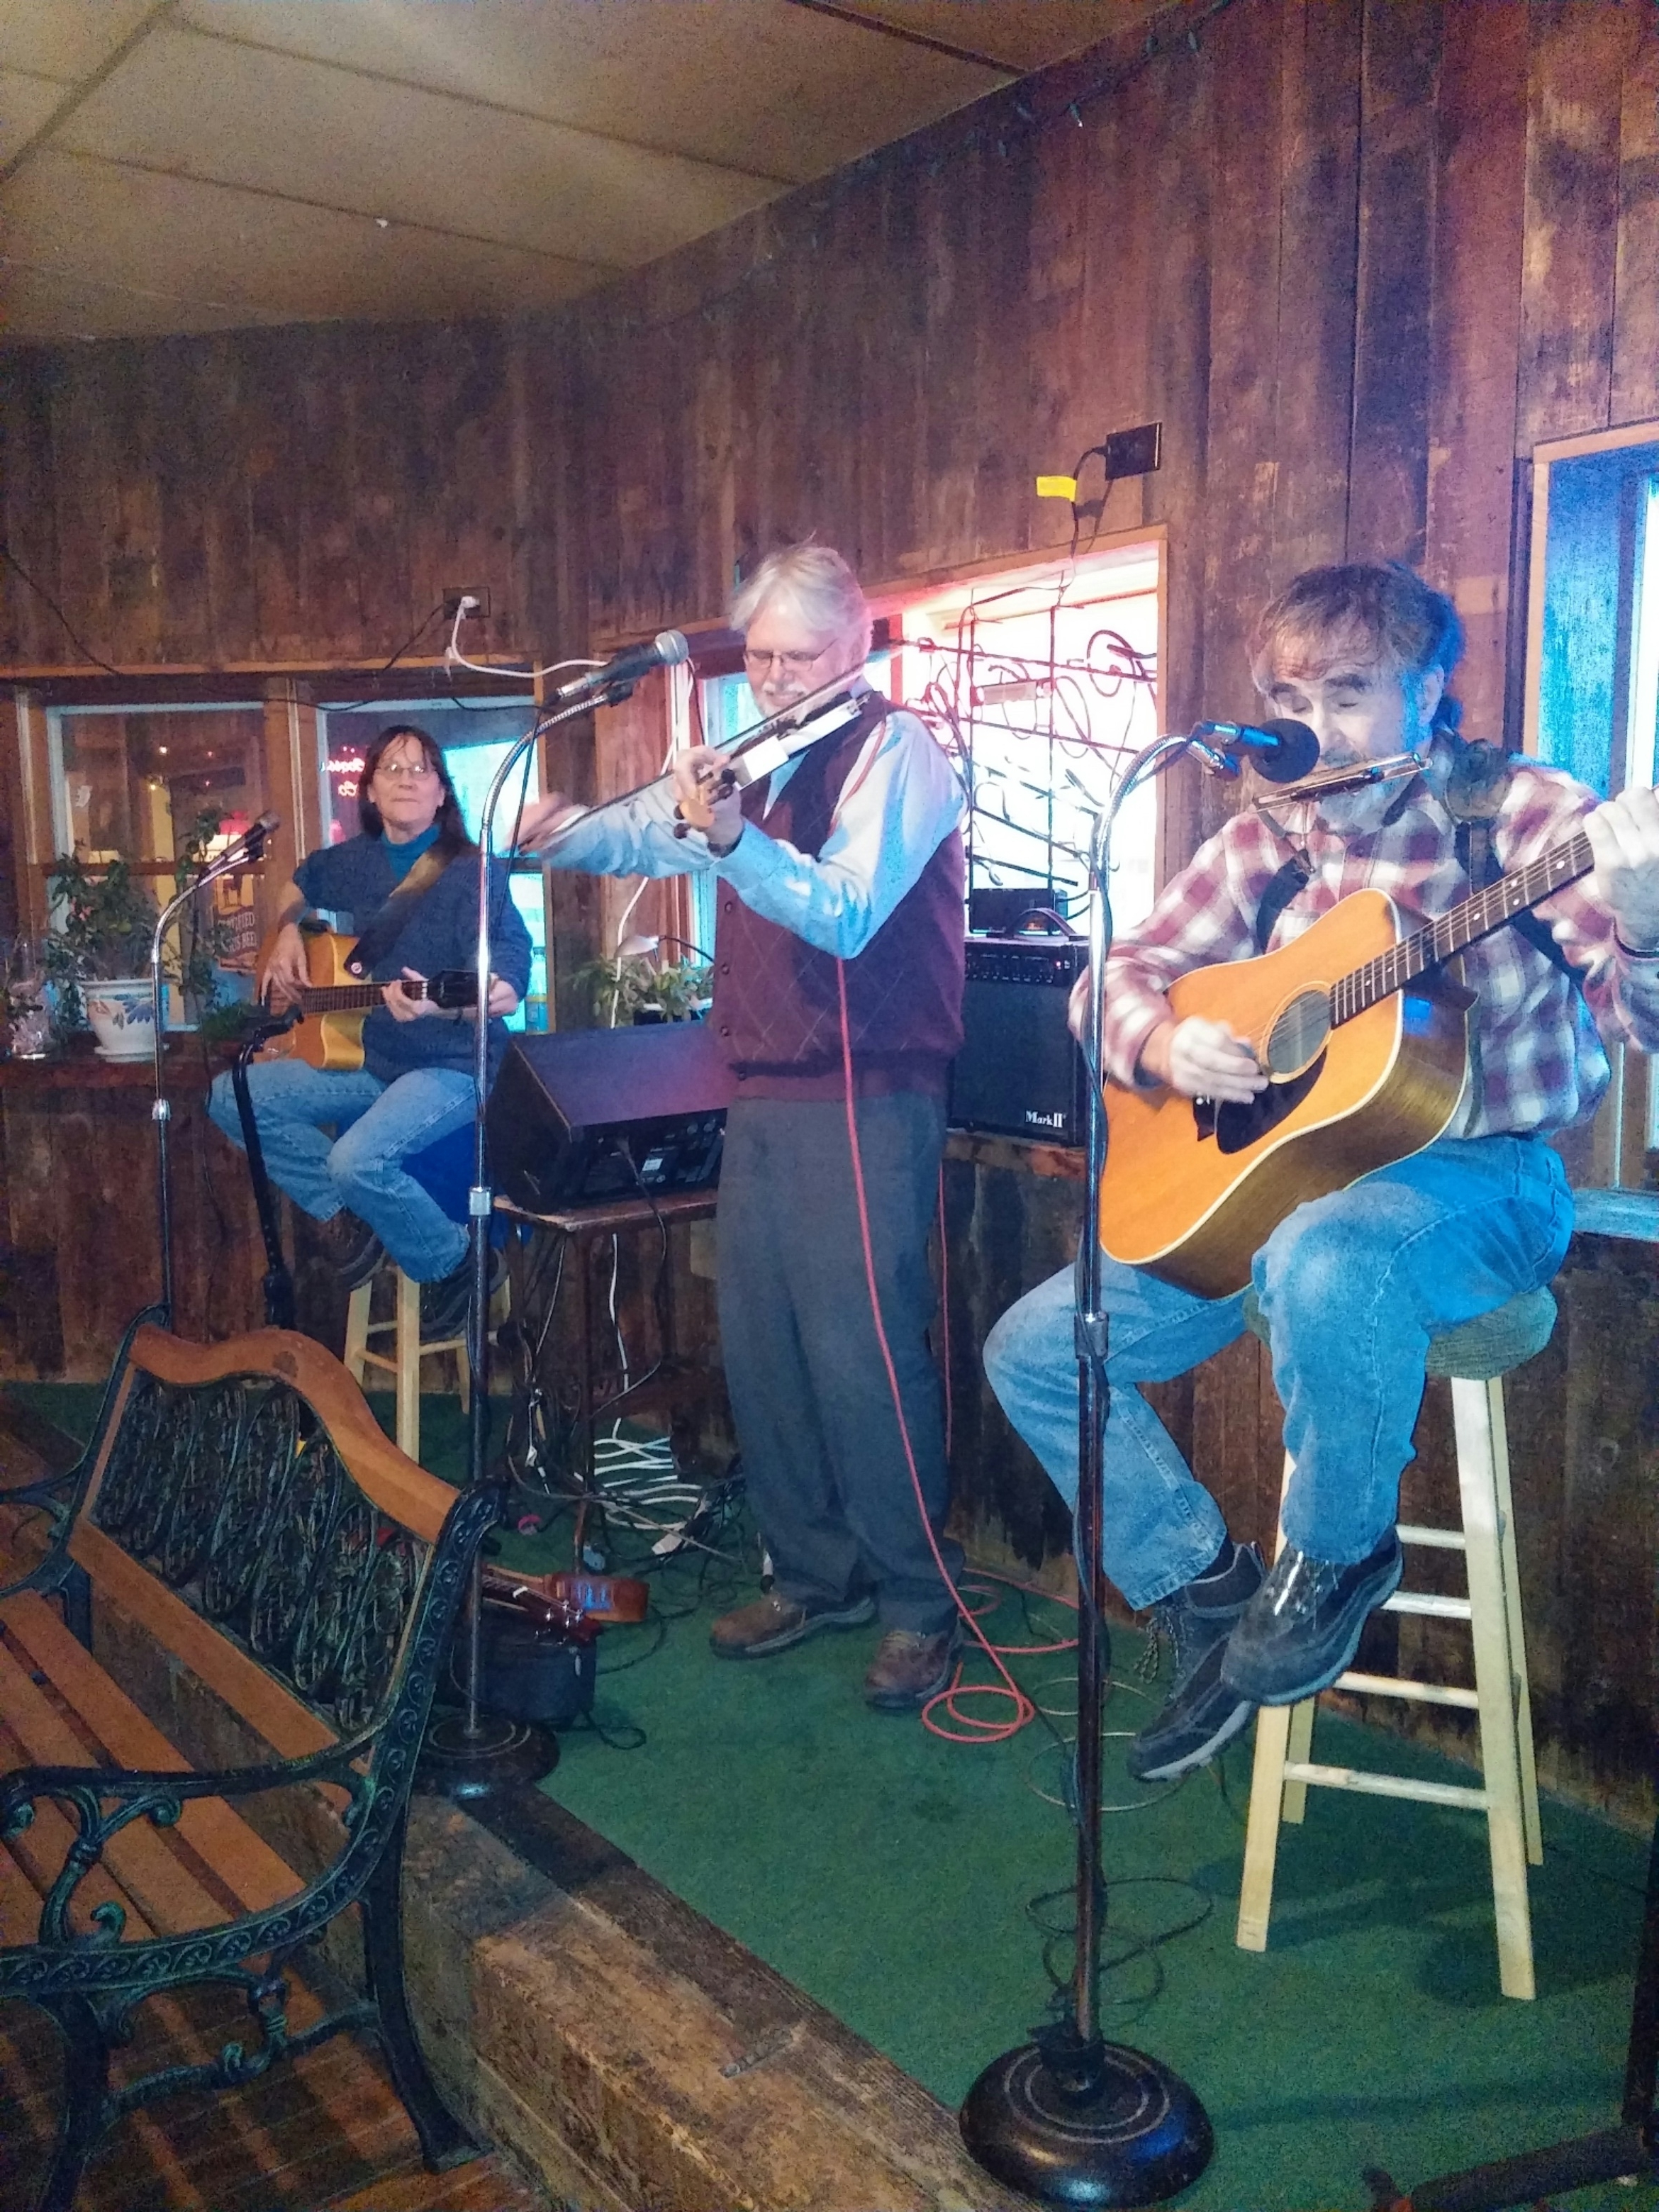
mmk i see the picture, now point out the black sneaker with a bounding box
[1221,1531,1403,1707]
[324,1209,384,1290]
[1126,1539,1265,1783]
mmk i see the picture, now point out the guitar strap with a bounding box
[1253,740,1581,988]
[342,845,455,979]
[1446,742,1580,984]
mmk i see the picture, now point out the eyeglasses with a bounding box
[374,758,439,782]
[743,647,827,676]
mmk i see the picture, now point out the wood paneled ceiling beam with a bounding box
[778,0,1017,77]
[0,0,179,186]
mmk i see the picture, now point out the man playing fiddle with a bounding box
[517,544,969,1710]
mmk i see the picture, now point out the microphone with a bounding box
[552,630,691,703]
[215,811,281,865]
[1190,718,1319,785]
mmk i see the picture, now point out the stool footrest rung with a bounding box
[1281,1759,1490,1811]
[1396,1523,1466,1551]
[1382,1590,1473,1620]
[1334,1670,1480,1709]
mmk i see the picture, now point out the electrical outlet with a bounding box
[442,586,489,620]
[1101,423,1162,479]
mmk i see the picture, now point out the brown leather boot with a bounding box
[863,1625,959,1711]
[708,1590,875,1659]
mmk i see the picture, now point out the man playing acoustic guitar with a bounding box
[208,724,531,1339]
[985,562,1659,1784]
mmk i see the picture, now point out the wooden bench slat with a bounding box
[67,1521,339,1763]
[0,1715,158,1948]
[1,1594,303,1918]
[0,1838,48,1948]
[0,1640,231,1939]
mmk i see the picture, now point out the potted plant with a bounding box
[576,949,713,1027]
[45,812,234,1058]
[43,852,161,1057]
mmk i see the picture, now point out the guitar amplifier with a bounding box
[487,1021,734,1213]
[949,935,1089,1146]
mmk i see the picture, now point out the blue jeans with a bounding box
[983,1136,1574,1610]
[208,1060,474,1283]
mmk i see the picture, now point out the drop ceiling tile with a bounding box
[822,0,1161,75]
[0,67,67,166]
[0,0,165,82]
[1,150,601,340]
[175,0,1006,182]
[57,23,781,266]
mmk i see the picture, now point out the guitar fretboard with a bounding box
[296,984,386,1014]
[1329,831,1594,1027]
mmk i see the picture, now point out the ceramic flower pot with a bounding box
[84,976,157,1059]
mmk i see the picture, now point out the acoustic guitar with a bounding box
[1098,823,1599,1299]
[255,929,476,1071]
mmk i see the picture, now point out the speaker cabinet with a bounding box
[487,1021,735,1213]
[949,936,1088,1146]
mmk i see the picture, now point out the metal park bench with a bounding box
[0,1317,493,2211]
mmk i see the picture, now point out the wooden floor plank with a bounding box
[0,1594,303,1916]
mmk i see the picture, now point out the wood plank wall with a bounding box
[3,0,1658,1815]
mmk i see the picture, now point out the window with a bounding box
[45,700,268,978]
[318,698,549,1031]
[888,542,1161,935]
[1525,422,1659,1175]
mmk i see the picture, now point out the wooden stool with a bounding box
[344,1261,471,1463]
[1235,1285,1554,2000]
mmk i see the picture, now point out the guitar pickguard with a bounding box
[1192,1054,1327,1154]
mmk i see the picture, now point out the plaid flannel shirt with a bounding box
[1102,754,1659,1138]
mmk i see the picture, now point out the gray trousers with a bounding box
[715,1092,962,1633]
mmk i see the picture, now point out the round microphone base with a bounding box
[415,1709,559,1803]
[959,2033,1213,2208]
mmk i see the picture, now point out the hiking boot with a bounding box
[709,1590,875,1659]
[419,1249,504,1344]
[863,1624,959,1711]
[1126,1538,1265,1783]
[322,1209,384,1290]
[1221,1531,1403,1707]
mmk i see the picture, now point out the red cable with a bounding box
[937,1170,952,1465]
[836,959,1038,1742]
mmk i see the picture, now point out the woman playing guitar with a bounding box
[207,725,531,1340]
[985,562,1659,1786]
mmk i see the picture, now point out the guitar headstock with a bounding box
[424,971,479,1011]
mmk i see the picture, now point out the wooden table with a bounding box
[495,1187,727,1526]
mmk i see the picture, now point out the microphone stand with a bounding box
[147,825,272,1327]
[418,688,624,1802]
[961,730,1214,2208]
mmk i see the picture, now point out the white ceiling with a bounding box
[0,0,1156,342]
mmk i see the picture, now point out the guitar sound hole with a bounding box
[1212,1052,1326,1154]
[1265,989,1331,1078]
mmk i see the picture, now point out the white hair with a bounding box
[730,543,871,655]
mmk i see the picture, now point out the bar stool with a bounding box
[343,1260,471,1463]
[1234,1285,1554,2000]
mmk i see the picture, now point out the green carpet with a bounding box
[12,1382,1655,2210]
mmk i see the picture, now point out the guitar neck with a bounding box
[1331,830,1593,1026]
[298,982,406,1015]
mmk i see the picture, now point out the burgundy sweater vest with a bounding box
[710,695,965,1101]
